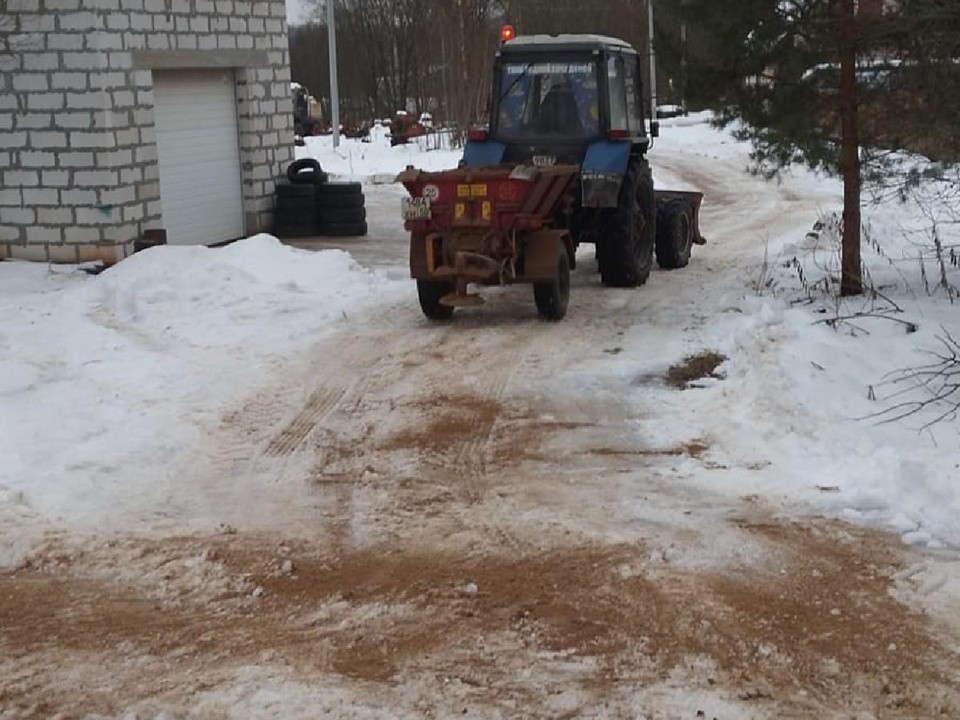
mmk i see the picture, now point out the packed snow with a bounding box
[0,238,408,564]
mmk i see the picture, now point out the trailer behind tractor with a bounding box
[400,32,705,321]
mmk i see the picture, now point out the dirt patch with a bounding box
[589,439,710,459]
[488,413,595,465]
[377,392,501,456]
[3,522,958,718]
[699,520,954,708]
[312,391,594,479]
[666,351,727,389]
[226,543,665,665]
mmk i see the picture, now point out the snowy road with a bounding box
[3,119,960,719]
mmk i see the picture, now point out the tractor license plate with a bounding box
[402,196,431,219]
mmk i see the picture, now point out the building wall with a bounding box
[0,0,293,263]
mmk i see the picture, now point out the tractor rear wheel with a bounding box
[533,250,570,321]
[598,158,655,288]
[417,280,455,320]
[655,199,693,269]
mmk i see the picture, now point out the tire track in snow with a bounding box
[264,385,349,457]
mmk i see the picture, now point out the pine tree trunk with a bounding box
[839,0,862,296]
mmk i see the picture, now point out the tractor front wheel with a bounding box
[417,280,455,320]
[533,250,570,321]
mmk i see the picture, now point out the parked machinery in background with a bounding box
[389,110,428,146]
[291,82,324,143]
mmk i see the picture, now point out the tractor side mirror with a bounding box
[650,121,660,138]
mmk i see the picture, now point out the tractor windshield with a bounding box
[495,60,600,141]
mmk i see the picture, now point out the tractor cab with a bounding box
[465,34,654,169]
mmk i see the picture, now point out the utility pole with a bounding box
[647,0,657,122]
[440,34,449,124]
[327,0,340,149]
[680,10,687,112]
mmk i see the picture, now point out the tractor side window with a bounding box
[498,72,535,133]
[607,56,628,132]
[624,56,643,134]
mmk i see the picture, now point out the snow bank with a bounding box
[0,236,407,561]
[650,114,960,549]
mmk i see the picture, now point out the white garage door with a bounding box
[153,69,244,245]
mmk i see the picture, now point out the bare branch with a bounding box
[866,329,960,430]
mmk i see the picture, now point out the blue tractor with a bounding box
[400,33,705,320]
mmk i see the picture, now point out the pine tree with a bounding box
[665,0,960,297]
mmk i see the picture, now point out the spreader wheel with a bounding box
[533,250,570,321]
[417,280,455,320]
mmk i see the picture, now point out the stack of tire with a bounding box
[273,159,367,239]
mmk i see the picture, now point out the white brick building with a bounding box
[0,0,294,263]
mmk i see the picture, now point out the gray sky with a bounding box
[286,0,315,25]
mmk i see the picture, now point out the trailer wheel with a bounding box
[417,280,455,320]
[656,200,693,269]
[598,158,655,288]
[533,249,570,321]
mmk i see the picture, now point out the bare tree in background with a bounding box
[289,0,654,130]
[439,0,502,132]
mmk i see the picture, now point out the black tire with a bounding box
[319,181,363,197]
[317,192,365,209]
[323,207,366,224]
[276,183,316,198]
[273,222,320,238]
[533,249,570,321]
[417,280,455,320]
[286,158,328,185]
[655,200,693,269]
[276,196,318,214]
[277,209,323,225]
[598,157,656,288]
[319,220,367,237]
